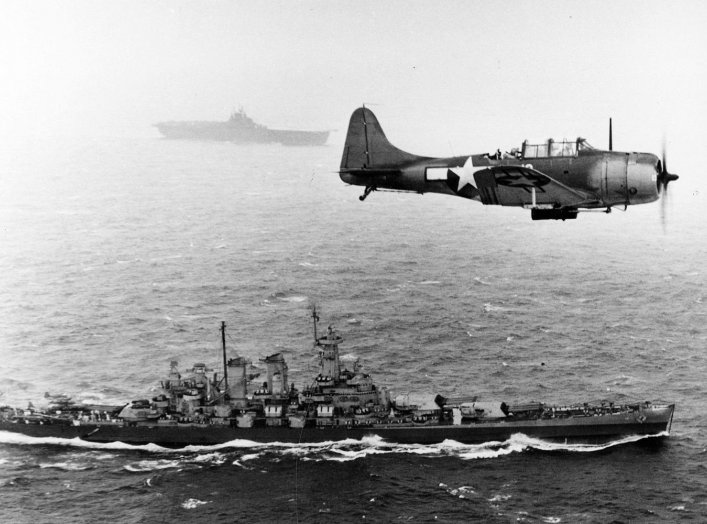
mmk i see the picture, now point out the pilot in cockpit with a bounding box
[485,148,502,160]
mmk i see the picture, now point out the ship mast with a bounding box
[221,321,228,394]
[312,305,320,345]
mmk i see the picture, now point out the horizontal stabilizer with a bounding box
[339,167,402,178]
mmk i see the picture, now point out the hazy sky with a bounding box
[2,1,706,165]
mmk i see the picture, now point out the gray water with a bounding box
[0,137,705,522]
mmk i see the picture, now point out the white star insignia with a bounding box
[449,156,477,193]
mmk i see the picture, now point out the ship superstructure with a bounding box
[123,314,393,431]
[0,311,675,447]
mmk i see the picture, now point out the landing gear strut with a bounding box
[359,186,376,201]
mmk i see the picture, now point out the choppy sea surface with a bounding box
[0,136,705,523]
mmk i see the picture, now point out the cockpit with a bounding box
[521,138,594,159]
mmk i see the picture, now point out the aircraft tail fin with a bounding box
[340,107,424,171]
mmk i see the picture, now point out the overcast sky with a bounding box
[2,1,705,167]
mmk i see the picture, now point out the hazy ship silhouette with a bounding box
[154,108,328,146]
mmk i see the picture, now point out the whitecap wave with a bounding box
[190,452,226,465]
[39,461,94,471]
[279,295,308,303]
[181,498,209,509]
[123,459,182,472]
[232,459,253,469]
[264,291,309,304]
[447,485,478,499]
[483,303,505,312]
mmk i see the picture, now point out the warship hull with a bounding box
[1,317,675,449]
[0,404,673,448]
[154,118,329,146]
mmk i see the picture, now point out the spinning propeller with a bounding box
[609,119,679,194]
[657,142,679,195]
[657,140,679,230]
[610,119,679,228]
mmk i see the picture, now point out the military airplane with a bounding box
[339,107,678,220]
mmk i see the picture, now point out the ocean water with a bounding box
[0,136,705,523]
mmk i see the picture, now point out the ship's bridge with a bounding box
[521,138,594,159]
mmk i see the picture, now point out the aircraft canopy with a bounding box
[522,138,594,159]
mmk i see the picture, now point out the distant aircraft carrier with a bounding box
[154,108,329,146]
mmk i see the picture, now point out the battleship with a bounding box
[154,108,329,146]
[0,310,674,448]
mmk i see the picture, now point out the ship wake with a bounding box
[0,430,669,462]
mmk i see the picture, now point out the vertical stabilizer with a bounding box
[340,107,425,170]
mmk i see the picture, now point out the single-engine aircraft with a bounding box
[339,107,678,220]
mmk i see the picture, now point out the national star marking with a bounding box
[449,156,477,193]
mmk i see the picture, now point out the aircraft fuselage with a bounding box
[340,150,661,209]
[339,107,674,220]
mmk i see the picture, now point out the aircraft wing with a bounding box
[473,166,590,207]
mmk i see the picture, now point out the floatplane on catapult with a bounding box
[339,107,678,220]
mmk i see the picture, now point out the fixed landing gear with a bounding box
[359,186,376,201]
